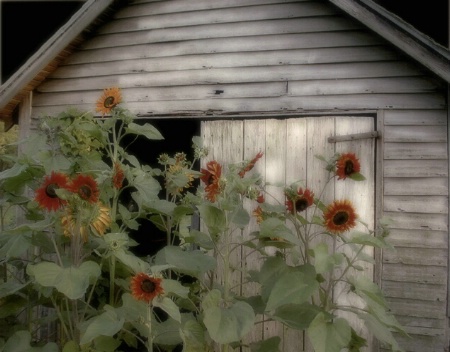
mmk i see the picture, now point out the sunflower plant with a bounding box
[0,87,405,352]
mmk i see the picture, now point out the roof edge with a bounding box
[0,0,116,112]
[329,0,450,83]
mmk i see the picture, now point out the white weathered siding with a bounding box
[30,0,445,118]
[381,109,448,352]
[25,0,448,350]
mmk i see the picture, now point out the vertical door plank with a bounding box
[201,120,244,293]
[242,119,266,345]
[333,116,375,350]
[262,119,287,343]
[283,118,308,351]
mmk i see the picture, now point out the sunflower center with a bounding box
[333,211,349,226]
[295,198,309,212]
[141,279,156,293]
[45,183,59,198]
[205,175,214,185]
[104,96,116,108]
[344,160,355,175]
[79,185,92,199]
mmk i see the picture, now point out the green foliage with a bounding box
[0,89,405,352]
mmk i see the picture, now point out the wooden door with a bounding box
[201,116,375,351]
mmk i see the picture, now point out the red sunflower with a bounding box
[95,87,122,116]
[285,188,314,214]
[130,273,164,303]
[200,160,222,202]
[323,199,357,234]
[112,162,125,190]
[239,151,263,178]
[34,172,69,211]
[336,153,361,180]
[67,174,100,203]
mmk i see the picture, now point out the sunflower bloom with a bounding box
[112,162,125,189]
[239,151,263,178]
[285,188,314,214]
[200,160,222,202]
[323,199,357,234]
[35,172,69,211]
[253,206,264,224]
[336,153,361,180]
[95,87,122,116]
[61,203,111,242]
[68,174,100,203]
[131,272,164,303]
[166,163,195,195]
[90,203,112,236]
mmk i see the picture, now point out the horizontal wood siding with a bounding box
[28,0,449,350]
[381,109,448,352]
[31,0,445,119]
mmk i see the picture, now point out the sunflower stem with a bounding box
[109,255,116,306]
[147,303,153,352]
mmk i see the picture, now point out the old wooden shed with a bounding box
[0,0,449,351]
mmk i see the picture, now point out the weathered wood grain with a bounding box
[383,195,448,214]
[386,229,448,249]
[384,177,448,195]
[63,32,385,65]
[51,46,398,78]
[384,110,447,126]
[382,263,447,285]
[384,125,447,142]
[384,160,448,178]
[83,17,362,49]
[384,142,447,160]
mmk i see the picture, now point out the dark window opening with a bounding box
[120,118,201,257]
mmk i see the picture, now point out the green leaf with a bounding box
[161,279,190,298]
[348,275,388,310]
[113,248,151,273]
[153,296,181,323]
[359,312,404,351]
[348,232,389,248]
[93,336,121,352]
[155,246,216,278]
[0,232,31,260]
[27,261,101,299]
[265,264,318,311]
[0,281,28,299]
[249,336,281,352]
[312,243,344,274]
[80,307,124,345]
[349,172,366,181]
[2,330,58,352]
[257,256,290,301]
[197,204,226,237]
[153,317,182,346]
[307,313,352,352]
[126,122,164,140]
[132,169,161,203]
[271,303,323,330]
[62,341,79,352]
[230,206,250,228]
[180,320,207,352]
[0,163,27,181]
[259,218,300,245]
[204,300,255,344]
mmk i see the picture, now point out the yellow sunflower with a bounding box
[61,202,111,242]
[95,87,122,116]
